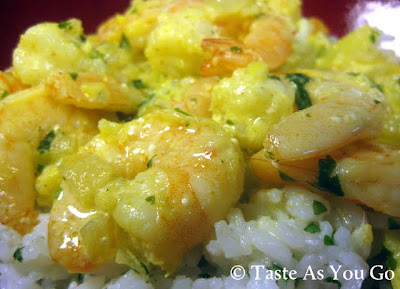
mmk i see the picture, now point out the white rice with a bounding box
[0,186,372,289]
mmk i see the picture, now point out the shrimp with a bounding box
[48,109,245,273]
[265,75,386,161]
[182,77,219,118]
[201,14,294,77]
[45,71,143,113]
[0,85,103,234]
[0,70,28,98]
[250,142,400,217]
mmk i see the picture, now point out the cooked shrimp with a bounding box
[45,71,143,113]
[265,76,386,161]
[201,14,294,77]
[251,142,400,217]
[182,77,219,118]
[0,85,102,234]
[0,71,28,97]
[48,109,245,273]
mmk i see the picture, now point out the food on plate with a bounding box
[0,0,399,288]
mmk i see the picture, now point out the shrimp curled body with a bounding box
[48,110,245,273]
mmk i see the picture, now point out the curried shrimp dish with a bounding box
[1,1,400,288]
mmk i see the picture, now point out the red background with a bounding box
[0,0,398,69]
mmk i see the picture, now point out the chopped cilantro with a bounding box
[53,187,63,200]
[373,99,381,104]
[198,255,209,268]
[286,73,312,110]
[89,50,104,59]
[77,273,84,284]
[387,250,398,270]
[36,164,45,175]
[324,277,342,288]
[313,200,327,215]
[116,111,135,122]
[268,75,281,81]
[324,231,335,246]
[304,222,321,233]
[79,35,87,42]
[347,72,360,77]
[254,12,265,19]
[370,29,380,44]
[279,171,296,183]
[311,155,344,197]
[265,150,274,160]
[58,21,73,30]
[272,264,283,272]
[13,247,24,262]
[388,217,400,230]
[230,46,242,53]
[190,97,198,103]
[145,195,155,205]
[69,72,78,80]
[138,93,155,108]
[38,130,56,154]
[174,107,192,116]
[306,113,311,117]
[120,34,130,49]
[397,77,400,86]
[132,79,146,89]
[140,261,149,275]
[1,89,9,99]
[368,77,383,92]
[147,155,157,168]
[226,119,235,125]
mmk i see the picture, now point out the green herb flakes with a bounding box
[1,89,9,99]
[53,187,63,200]
[140,261,149,275]
[373,99,381,104]
[174,107,192,116]
[226,119,235,125]
[147,155,157,168]
[13,247,24,262]
[58,21,73,30]
[324,231,335,246]
[145,195,156,205]
[116,111,136,122]
[370,29,380,44]
[79,35,87,42]
[230,46,242,53]
[89,49,104,59]
[120,34,131,49]
[279,171,296,183]
[254,12,265,19]
[36,164,45,175]
[38,130,56,154]
[77,273,84,284]
[313,200,327,215]
[286,73,312,110]
[388,217,400,230]
[311,155,345,197]
[268,75,281,81]
[69,72,78,80]
[132,79,146,89]
[138,94,155,108]
[304,222,321,233]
